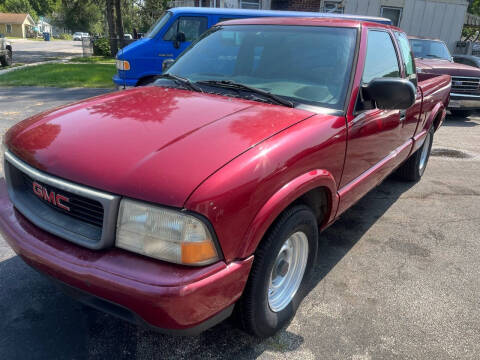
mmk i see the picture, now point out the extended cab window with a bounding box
[362,30,400,84]
[163,16,208,42]
[395,31,417,86]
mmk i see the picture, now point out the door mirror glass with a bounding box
[173,32,185,49]
[363,78,416,110]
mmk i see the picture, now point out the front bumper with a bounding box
[113,74,137,87]
[449,93,480,110]
[0,179,253,335]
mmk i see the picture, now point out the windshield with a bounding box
[166,25,357,110]
[409,39,451,60]
[146,11,172,38]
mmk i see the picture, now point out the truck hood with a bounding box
[6,86,314,207]
[415,58,480,77]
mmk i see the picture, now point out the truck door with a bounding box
[161,16,208,63]
[338,29,406,214]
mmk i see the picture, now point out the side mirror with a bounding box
[173,32,186,49]
[363,78,416,110]
[162,58,175,72]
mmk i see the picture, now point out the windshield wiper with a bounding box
[156,73,203,93]
[197,80,294,108]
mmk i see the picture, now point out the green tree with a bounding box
[29,0,59,16]
[469,0,480,15]
[0,0,38,20]
[52,0,102,33]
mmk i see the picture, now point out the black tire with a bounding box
[0,49,12,67]
[450,109,473,118]
[396,126,434,182]
[238,204,318,338]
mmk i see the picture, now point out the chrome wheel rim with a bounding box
[419,132,431,175]
[268,231,309,312]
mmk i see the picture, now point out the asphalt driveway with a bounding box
[9,39,83,64]
[0,87,479,359]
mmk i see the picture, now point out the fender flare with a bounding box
[424,102,445,132]
[238,169,338,258]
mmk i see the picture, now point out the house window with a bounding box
[6,24,12,33]
[241,0,261,9]
[322,1,344,14]
[381,6,402,27]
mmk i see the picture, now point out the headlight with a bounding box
[116,60,130,71]
[116,199,219,265]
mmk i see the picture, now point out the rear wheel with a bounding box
[0,49,12,67]
[396,126,434,182]
[238,205,318,338]
[450,109,473,118]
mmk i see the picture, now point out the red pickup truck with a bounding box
[409,36,480,118]
[0,18,450,337]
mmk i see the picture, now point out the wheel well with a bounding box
[432,111,443,132]
[290,187,330,228]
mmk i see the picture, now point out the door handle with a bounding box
[399,110,407,122]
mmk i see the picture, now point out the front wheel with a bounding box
[0,49,12,67]
[238,205,318,338]
[396,126,434,182]
[450,109,473,118]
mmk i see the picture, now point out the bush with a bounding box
[93,37,111,57]
[56,33,73,40]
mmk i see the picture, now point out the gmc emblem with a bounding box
[32,181,70,212]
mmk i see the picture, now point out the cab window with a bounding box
[395,31,417,86]
[362,30,400,84]
[163,16,208,42]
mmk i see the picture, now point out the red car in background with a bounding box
[409,36,480,118]
[1,18,450,337]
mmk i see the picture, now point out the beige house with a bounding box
[0,13,35,38]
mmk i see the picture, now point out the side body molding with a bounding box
[239,169,338,259]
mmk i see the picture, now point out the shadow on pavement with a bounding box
[0,177,414,359]
[443,114,479,127]
[0,87,113,103]
[307,176,414,294]
[13,51,80,64]
[442,116,479,127]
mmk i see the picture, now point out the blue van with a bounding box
[113,7,391,87]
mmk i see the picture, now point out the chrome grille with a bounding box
[4,151,120,249]
[451,76,480,94]
[21,174,104,227]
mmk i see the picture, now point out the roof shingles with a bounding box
[0,13,30,24]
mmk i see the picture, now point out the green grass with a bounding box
[69,56,115,64]
[0,63,116,88]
